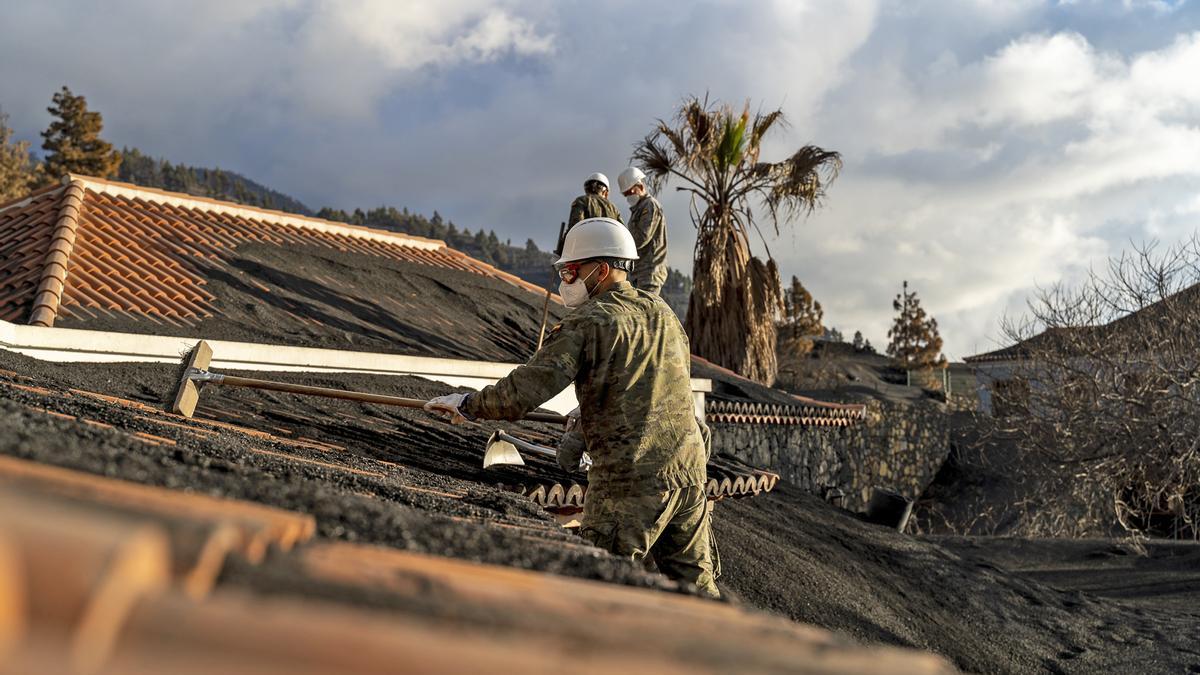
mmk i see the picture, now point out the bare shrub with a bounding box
[986,237,1200,538]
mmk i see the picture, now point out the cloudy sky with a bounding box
[3,0,1200,358]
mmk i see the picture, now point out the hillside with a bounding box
[117,148,312,215]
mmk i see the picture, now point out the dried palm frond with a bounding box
[630,93,840,384]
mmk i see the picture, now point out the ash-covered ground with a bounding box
[4,349,1200,673]
[0,348,657,587]
[716,485,1200,674]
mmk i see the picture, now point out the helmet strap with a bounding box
[581,264,603,294]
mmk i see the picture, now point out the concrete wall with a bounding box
[711,399,951,511]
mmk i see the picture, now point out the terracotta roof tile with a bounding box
[705,398,866,427]
[0,187,63,321]
[0,175,550,327]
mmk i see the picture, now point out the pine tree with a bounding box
[887,280,946,370]
[779,276,824,357]
[852,330,877,354]
[0,111,41,202]
[41,86,120,180]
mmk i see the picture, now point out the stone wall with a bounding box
[711,399,951,511]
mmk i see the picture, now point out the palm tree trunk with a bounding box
[685,223,781,384]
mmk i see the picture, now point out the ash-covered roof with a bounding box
[0,176,861,424]
[0,175,559,362]
[0,345,817,669]
[693,355,867,426]
[0,349,773,519]
[1,464,948,674]
[963,327,1093,364]
[966,284,1200,365]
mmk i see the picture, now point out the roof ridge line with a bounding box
[690,354,866,412]
[440,246,558,301]
[29,178,87,327]
[0,182,64,213]
[63,173,447,252]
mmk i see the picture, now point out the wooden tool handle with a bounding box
[216,375,569,425]
[536,287,552,352]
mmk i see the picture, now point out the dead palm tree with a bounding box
[633,95,841,384]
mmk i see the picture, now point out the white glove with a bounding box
[424,393,469,425]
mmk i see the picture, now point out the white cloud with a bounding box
[281,1,554,116]
[1122,0,1187,13]
[3,1,1199,362]
[780,24,1200,358]
[0,0,557,126]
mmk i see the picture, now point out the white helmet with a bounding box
[617,167,646,194]
[584,172,609,190]
[556,217,637,265]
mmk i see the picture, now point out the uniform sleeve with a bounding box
[568,197,586,228]
[609,200,624,224]
[463,319,587,420]
[628,202,654,252]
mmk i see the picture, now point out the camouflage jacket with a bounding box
[627,195,668,292]
[568,194,624,228]
[463,281,707,498]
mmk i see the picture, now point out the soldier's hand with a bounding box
[696,415,712,460]
[557,428,586,473]
[564,406,581,433]
[424,393,470,425]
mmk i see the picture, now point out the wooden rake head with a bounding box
[169,340,213,418]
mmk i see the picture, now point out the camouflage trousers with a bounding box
[580,484,721,599]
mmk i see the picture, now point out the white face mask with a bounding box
[625,193,641,207]
[559,266,599,309]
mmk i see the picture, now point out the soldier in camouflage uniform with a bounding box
[425,218,719,598]
[567,173,624,228]
[617,167,668,295]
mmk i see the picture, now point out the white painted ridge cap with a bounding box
[0,320,713,393]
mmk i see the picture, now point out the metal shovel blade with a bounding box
[483,431,526,468]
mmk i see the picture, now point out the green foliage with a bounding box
[315,205,557,288]
[0,110,41,202]
[715,108,748,175]
[887,280,946,370]
[118,148,310,214]
[41,86,120,181]
[852,330,876,354]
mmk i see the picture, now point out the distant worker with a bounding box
[568,173,623,228]
[425,217,719,598]
[618,167,668,296]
